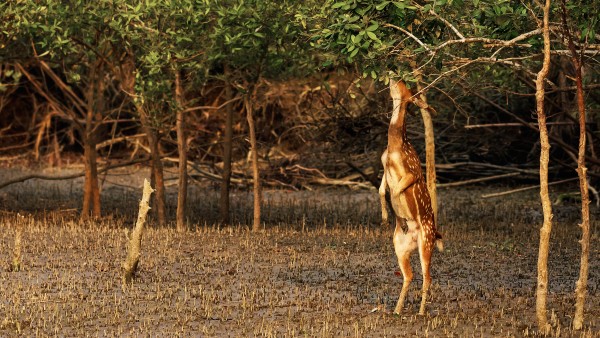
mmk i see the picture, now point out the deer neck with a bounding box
[388,99,409,147]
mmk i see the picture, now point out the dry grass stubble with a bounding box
[0,169,599,336]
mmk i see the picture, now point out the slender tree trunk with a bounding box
[560,0,591,329]
[220,82,234,224]
[83,136,101,218]
[81,65,101,221]
[245,95,261,231]
[175,71,187,232]
[535,0,553,333]
[82,136,93,220]
[143,119,167,227]
[572,61,590,332]
[119,52,165,225]
[411,63,437,220]
[92,67,105,218]
[422,114,436,218]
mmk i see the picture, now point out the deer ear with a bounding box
[412,97,428,109]
[412,97,437,115]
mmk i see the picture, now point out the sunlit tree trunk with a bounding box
[175,71,187,232]
[410,61,437,220]
[245,95,261,231]
[560,0,591,329]
[535,0,552,333]
[220,80,234,224]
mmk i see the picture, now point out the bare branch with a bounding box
[411,1,465,39]
[383,23,430,52]
[438,172,520,188]
[182,96,241,113]
[482,178,579,198]
[0,158,150,190]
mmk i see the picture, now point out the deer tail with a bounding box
[435,231,444,252]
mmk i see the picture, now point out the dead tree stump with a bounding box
[122,179,154,285]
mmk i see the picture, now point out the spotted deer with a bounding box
[379,79,443,315]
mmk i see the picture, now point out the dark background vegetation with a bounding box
[1,0,599,190]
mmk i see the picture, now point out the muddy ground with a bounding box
[0,166,599,337]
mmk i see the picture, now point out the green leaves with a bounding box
[310,0,416,80]
[209,0,311,80]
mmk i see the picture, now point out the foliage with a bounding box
[209,0,314,84]
[1,0,599,177]
[310,0,598,85]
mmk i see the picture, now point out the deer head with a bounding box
[389,79,433,113]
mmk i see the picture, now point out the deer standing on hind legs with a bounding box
[380,79,443,315]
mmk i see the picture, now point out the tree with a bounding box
[3,1,131,220]
[115,0,211,226]
[559,0,592,330]
[209,0,312,231]
[534,0,552,332]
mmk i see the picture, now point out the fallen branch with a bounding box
[481,177,578,198]
[0,157,150,190]
[435,161,539,175]
[438,172,520,188]
[96,134,146,150]
[345,161,378,189]
[310,172,371,189]
[464,122,588,129]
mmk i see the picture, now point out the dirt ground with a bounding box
[0,166,599,337]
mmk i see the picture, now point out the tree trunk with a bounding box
[245,95,261,232]
[420,99,437,220]
[175,71,187,232]
[82,138,93,220]
[220,82,234,224]
[411,63,438,220]
[81,64,101,221]
[561,0,591,329]
[573,63,590,332]
[144,120,167,227]
[118,52,165,225]
[535,0,553,333]
[82,136,101,220]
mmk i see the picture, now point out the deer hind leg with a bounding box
[393,219,418,314]
[417,229,434,315]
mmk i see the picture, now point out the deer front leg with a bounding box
[379,174,389,226]
[395,173,415,195]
